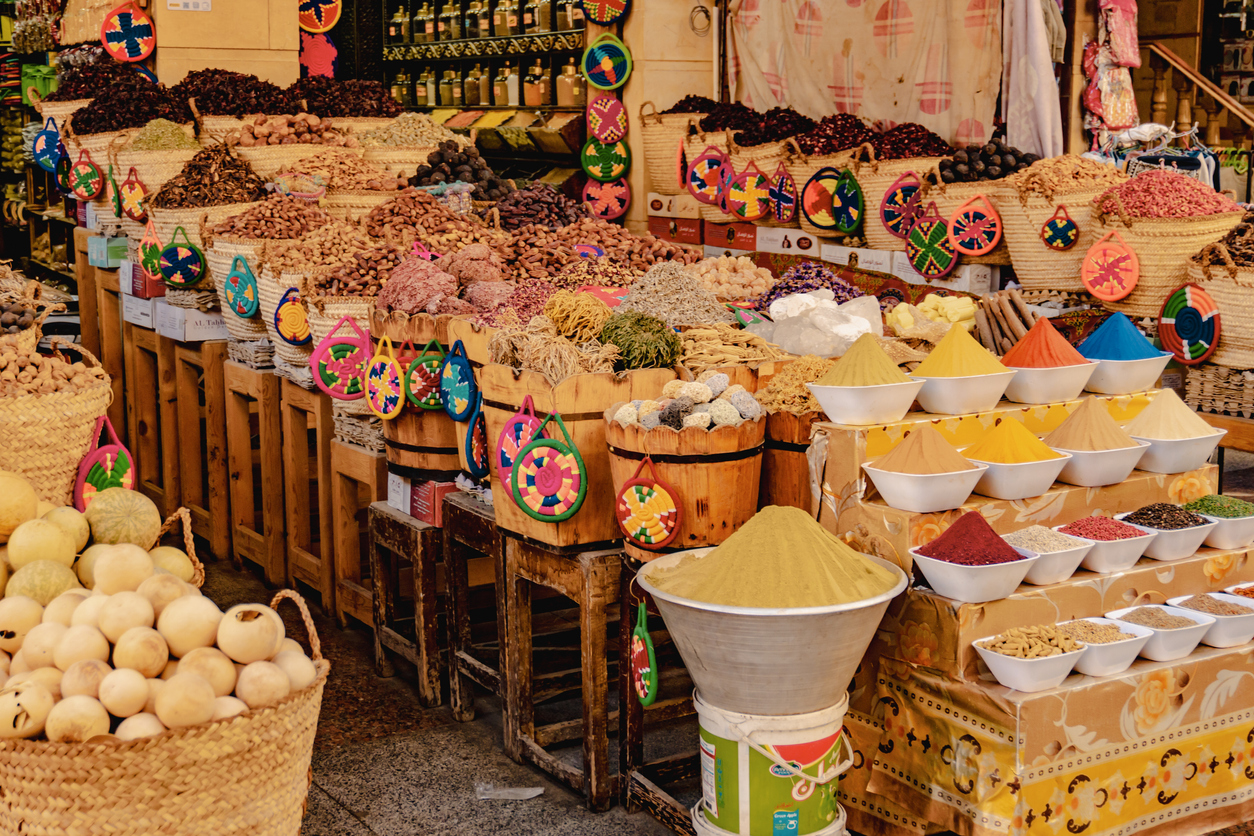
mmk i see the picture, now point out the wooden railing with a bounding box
[1144,42,1254,146]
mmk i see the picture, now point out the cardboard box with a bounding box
[88,236,128,269]
[411,481,459,527]
[891,252,994,295]
[703,244,753,259]
[755,227,823,257]
[387,471,413,516]
[702,221,757,251]
[153,299,229,342]
[121,294,156,329]
[646,192,702,219]
[821,244,895,275]
[119,262,166,299]
[647,215,702,246]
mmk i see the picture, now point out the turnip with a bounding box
[93,544,154,594]
[70,594,108,629]
[212,695,248,721]
[216,604,284,664]
[137,574,189,618]
[0,681,54,739]
[61,659,112,699]
[177,647,236,697]
[157,596,222,657]
[42,590,90,626]
[21,622,67,668]
[0,596,43,654]
[271,650,317,692]
[116,712,166,741]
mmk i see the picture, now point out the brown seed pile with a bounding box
[1175,594,1254,616]
[1057,620,1134,644]
[1119,607,1197,630]
[0,346,108,396]
[149,145,268,209]
[551,258,641,290]
[363,189,510,254]
[267,221,375,276]
[210,194,334,240]
[310,243,404,297]
[290,151,406,191]
[233,113,360,148]
[977,625,1082,658]
[756,355,838,415]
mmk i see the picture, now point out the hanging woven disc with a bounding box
[365,336,404,420]
[717,161,734,214]
[108,165,122,218]
[139,219,161,276]
[581,137,631,182]
[223,255,260,317]
[726,162,771,222]
[310,314,369,400]
[615,456,682,550]
[464,395,490,481]
[69,150,104,200]
[587,95,628,143]
[905,201,958,279]
[1081,230,1139,301]
[496,395,546,492]
[100,1,155,62]
[55,147,73,194]
[802,167,863,234]
[299,0,342,32]
[581,33,632,91]
[582,178,630,220]
[879,171,923,239]
[158,226,207,288]
[511,412,587,522]
[631,603,658,706]
[947,194,1002,257]
[439,339,477,422]
[274,287,312,345]
[118,166,147,221]
[73,416,135,512]
[580,0,629,25]
[1158,283,1220,365]
[33,119,61,173]
[686,145,725,205]
[1040,205,1080,250]
[769,162,797,224]
[675,139,688,194]
[403,339,444,409]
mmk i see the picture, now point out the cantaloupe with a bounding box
[149,547,195,583]
[83,489,162,549]
[92,545,154,594]
[5,561,81,606]
[0,474,37,544]
[7,519,76,570]
[43,507,90,552]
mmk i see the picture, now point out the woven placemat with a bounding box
[227,338,275,369]
[332,405,384,452]
[274,356,315,389]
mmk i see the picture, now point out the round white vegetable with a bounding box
[154,672,215,728]
[99,668,149,718]
[149,546,195,583]
[8,649,29,676]
[177,647,236,698]
[0,681,54,739]
[271,650,317,692]
[7,519,76,570]
[93,545,154,594]
[211,695,248,721]
[75,543,113,589]
[112,626,169,678]
[157,596,222,658]
[136,574,188,618]
[6,666,62,700]
[234,661,290,709]
[53,624,110,671]
[60,659,113,699]
[216,604,284,665]
[21,622,68,669]
[46,695,110,742]
[97,592,155,643]
[43,506,90,552]
[144,678,164,713]
[116,712,167,741]
[0,596,43,654]
[69,594,108,630]
[274,637,303,657]
[42,590,90,626]
[160,660,179,680]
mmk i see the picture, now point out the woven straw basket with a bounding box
[0,282,64,353]
[323,189,397,221]
[236,144,355,179]
[683,124,733,224]
[997,186,1109,291]
[0,589,328,836]
[208,238,270,341]
[33,96,91,129]
[849,146,948,252]
[197,115,248,147]
[308,295,374,416]
[725,136,798,230]
[639,102,705,196]
[0,340,112,504]
[915,170,1011,265]
[789,141,861,237]
[363,145,435,177]
[150,203,262,252]
[1186,246,1254,367]
[332,116,397,131]
[259,266,315,367]
[111,147,201,203]
[1093,199,1244,318]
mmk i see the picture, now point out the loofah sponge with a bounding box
[719,384,746,401]
[683,412,712,430]
[661,380,686,399]
[729,391,762,420]
[659,396,693,430]
[703,373,730,397]
[641,411,662,429]
[679,382,714,404]
[613,404,638,427]
[630,399,643,408]
[708,399,741,427]
[696,370,719,383]
[637,399,661,417]
[692,404,711,414]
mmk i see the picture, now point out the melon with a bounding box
[7,519,76,570]
[150,547,195,583]
[75,544,113,589]
[35,501,56,518]
[5,561,81,606]
[0,474,37,544]
[0,596,43,654]
[43,507,90,552]
[83,489,162,549]
[93,545,154,594]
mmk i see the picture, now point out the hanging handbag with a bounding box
[310,314,370,400]
[496,394,546,492]
[439,339,477,422]
[73,416,135,512]
[365,336,405,420]
[510,412,587,523]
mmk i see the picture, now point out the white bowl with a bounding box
[1129,430,1226,474]
[1114,514,1217,561]
[1051,441,1149,487]
[1199,512,1254,550]
[1082,353,1173,395]
[1105,605,1214,661]
[1002,363,1098,405]
[1055,524,1154,573]
[1019,534,1093,585]
[806,379,924,426]
[1063,617,1153,677]
[909,371,1018,416]
[966,453,1071,501]
[1167,593,1254,648]
[1223,582,1254,599]
[972,634,1084,692]
[909,547,1038,603]
[861,462,987,514]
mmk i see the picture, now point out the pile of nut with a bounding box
[267,221,375,276]
[290,152,406,191]
[977,625,1082,658]
[233,114,361,148]
[0,300,37,335]
[311,244,404,298]
[490,184,587,232]
[0,346,109,396]
[210,194,334,240]
[363,189,510,252]
[498,218,701,282]
[689,256,776,299]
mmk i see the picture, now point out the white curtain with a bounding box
[1002,0,1065,157]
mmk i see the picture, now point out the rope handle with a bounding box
[1197,242,1239,282]
[850,142,879,176]
[270,589,324,662]
[47,336,104,370]
[156,507,205,587]
[639,100,659,124]
[1098,191,1135,229]
[725,715,854,787]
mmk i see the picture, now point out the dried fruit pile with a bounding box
[409,141,511,201]
[232,114,360,148]
[71,84,192,135]
[173,69,295,117]
[288,78,402,118]
[0,346,108,395]
[46,62,145,102]
[938,137,1037,183]
[149,146,267,209]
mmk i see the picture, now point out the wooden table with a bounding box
[1201,413,1254,492]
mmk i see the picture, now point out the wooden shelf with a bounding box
[384,30,583,61]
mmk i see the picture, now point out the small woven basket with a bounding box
[307,294,375,416]
[789,140,861,237]
[259,265,315,368]
[683,123,733,224]
[236,144,358,179]
[639,101,705,196]
[849,146,948,252]
[32,95,91,129]
[914,170,1011,265]
[0,280,65,353]
[725,136,799,230]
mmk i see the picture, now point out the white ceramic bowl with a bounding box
[966,453,1071,501]
[910,371,1018,416]
[1051,441,1149,487]
[1115,513,1217,561]
[1223,582,1254,599]
[972,634,1084,692]
[1003,363,1098,405]
[1199,512,1254,550]
[1083,353,1173,395]
[1055,524,1154,573]
[909,547,1038,604]
[1167,593,1254,647]
[861,462,987,514]
[1019,533,1093,585]
[1129,430,1226,474]
[1063,617,1153,677]
[1105,604,1214,662]
[805,379,924,426]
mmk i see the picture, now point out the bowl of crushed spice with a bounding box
[1115,504,1216,561]
[1104,604,1214,661]
[1185,495,1254,550]
[1004,526,1093,585]
[1167,593,1254,648]
[1055,516,1155,574]
[972,625,1085,692]
[1057,617,1152,677]
[908,511,1038,603]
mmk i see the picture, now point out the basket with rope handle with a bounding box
[848,143,949,252]
[914,167,1012,265]
[0,280,67,353]
[639,101,707,196]
[1186,241,1254,367]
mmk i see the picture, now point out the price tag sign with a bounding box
[168,0,212,9]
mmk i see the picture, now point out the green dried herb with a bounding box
[600,311,681,370]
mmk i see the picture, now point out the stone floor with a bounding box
[202,450,1254,836]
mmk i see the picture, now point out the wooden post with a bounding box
[174,342,231,561]
[73,228,99,358]
[224,362,285,584]
[1172,71,1194,141]
[123,325,180,517]
[1200,93,1224,147]
[330,440,387,628]
[281,380,335,611]
[1150,52,1171,127]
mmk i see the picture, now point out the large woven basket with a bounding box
[725,136,799,230]
[1186,246,1254,367]
[789,140,861,237]
[0,589,328,836]
[208,238,270,341]
[323,189,398,221]
[0,340,112,504]
[683,124,733,224]
[0,281,64,353]
[331,117,396,131]
[112,147,201,213]
[1093,200,1244,318]
[914,171,1011,265]
[362,145,435,177]
[197,115,248,147]
[33,95,91,129]
[997,186,1109,291]
[308,295,374,416]
[235,144,349,179]
[849,146,948,252]
[259,266,315,367]
[639,102,705,196]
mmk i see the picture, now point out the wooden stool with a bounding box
[72,228,99,359]
[97,268,126,444]
[367,501,444,706]
[502,534,623,812]
[224,361,284,583]
[122,324,180,516]
[173,342,230,561]
[280,380,334,610]
[444,491,506,722]
[331,440,387,628]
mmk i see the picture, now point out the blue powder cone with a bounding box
[1078,313,1161,361]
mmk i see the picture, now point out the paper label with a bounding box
[167,0,211,10]
[700,737,718,816]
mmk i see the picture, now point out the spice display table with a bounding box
[445,491,507,723]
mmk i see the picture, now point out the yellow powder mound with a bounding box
[912,323,1008,378]
[871,423,974,474]
[648,505,899,608]
[1124,390,1215,440]
[1044,397,1135,451]
[816,333,911,387]
[963,419,1063,464]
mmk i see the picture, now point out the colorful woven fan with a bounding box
[299,0,341,32]
[580,0,629,25]
[1040,205,1079,250]
[365,336,404,420]
[118,166,147,221]
[587,95,628,143]
[139,220,161,276]
[582,33,632,91]
[496,395,546,491]
[101,1,155,62]
[73,416,134,512]
[223,255,260,317]
[511,412,587,522]
[947,195,1002,257]
[310,314,369,400]
[727,162,771,222]
[802,167,863,234]
[404,339,444,409]
[615,456,682,550]
[69,150,104,200]
[581,137,630,182]
[905,201,957,279]
[631,604,657,706]
[879,171,923,239]
[769,162,797,224]
[274,287,312,345]
[158,226,206,288]
[464,395,490,481]
[32,119,61,173]
[1081,230,1139,301]
[439,339,477,422]
[582,178,630,220]
[1158,283,1220,365]
[687,145,725,205]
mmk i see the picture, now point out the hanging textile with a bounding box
[1002,0,1064,158]
[1099,0,1139,68]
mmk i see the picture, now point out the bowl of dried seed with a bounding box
[1184,495,1254,550]
[1004,526,1093,585]
[1104,605,1214,661]
[1115,505,1216,561]
[1167,593,1254,648]
[1058,617,1152,677]
[1055,517,1155,573]
[972,625,1085,692]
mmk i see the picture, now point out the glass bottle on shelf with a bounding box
[415,69,429,106]
[537,0,551,31]
[569,0,583,27]
[464,0,481,38]
[556,58,577,106]
[390,72,404,104]
[540,64,552,106]
[506,61,520,105]
[452,70,464,106]
[493,64,507,105]
[492,0,509,35]
[476,0,491,37]
[426,70,438,105]
[443,3,462,39]
[523,61,541,107]
[522,0,539,33]
[410,3,423,42]
[479,65,492,105]
[387,6,408,43]
[440,70,454,106]
[424,3,438,41]
[465,65,482,105]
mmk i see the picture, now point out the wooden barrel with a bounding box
[605,405,766,563]
[480,363,677,548]
[448,318,495,367]
[759,411,822,514]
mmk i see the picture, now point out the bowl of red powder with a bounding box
[1055,518,1155,573]
[908,511,1037,603]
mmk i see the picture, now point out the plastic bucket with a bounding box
[695,693,851,836]
[693,802,848,836]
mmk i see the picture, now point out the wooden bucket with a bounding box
[480,364,677,548]
[759,411,821,515]
[604,405,765,562]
